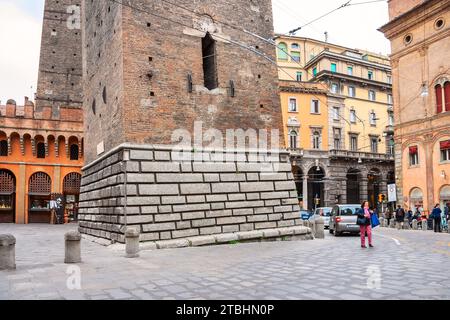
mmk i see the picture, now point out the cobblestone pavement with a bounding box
[1,224,449,300]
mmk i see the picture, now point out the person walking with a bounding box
[357,201,373,248]
[431,204,442,233]
[385,207,392,226]
[395,205,405,228]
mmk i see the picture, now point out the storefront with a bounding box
[0,170,16,223]
[63,172,81,222]
[28,172,52,223]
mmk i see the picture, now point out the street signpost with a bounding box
[388,184,397,203]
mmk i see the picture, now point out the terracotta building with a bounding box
[380,0,450,211]
[0,98,84,224]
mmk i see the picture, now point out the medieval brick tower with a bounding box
[36,0,83,113]
[78,0,305,244]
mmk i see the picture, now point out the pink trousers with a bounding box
[360,225,372,246]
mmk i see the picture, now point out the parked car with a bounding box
[309,207,332,229]
[329,204,361,236]
[300,209,313,220]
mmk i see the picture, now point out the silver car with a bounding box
[309,207,332,229]
[329,205,361,236]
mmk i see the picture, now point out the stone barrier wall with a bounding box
[78,145,302,243]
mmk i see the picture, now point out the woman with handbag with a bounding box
[357,201,373,248]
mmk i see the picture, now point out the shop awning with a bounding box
[440,140,450,150]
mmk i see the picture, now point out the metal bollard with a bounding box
[412,220,418,230]
[125,228,140,258]
[314,217,325,239]
[65,231,82,264]
[0,234,16,270]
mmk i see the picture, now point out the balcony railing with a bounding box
[329,149,394,161]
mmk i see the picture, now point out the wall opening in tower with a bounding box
[202,32,218,90]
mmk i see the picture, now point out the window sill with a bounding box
[408,165,420,169]
[288,111,298,114]
[310,113,321,115]
[439,161,450,165]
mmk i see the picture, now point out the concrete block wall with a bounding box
[78,145,301,243]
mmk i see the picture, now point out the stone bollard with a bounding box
[380,218,385,227]
[397,221,402,230]
[125,228,140,258]
[390,220,395,228]
[314,217,325,239]
[65,231,82,264]
[422,220,428,231]
[0,234,16,270]
[412,220,418,230]
[404,221,411,230]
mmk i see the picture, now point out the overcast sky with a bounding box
[0,0,391,105]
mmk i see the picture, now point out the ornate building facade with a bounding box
[277,36,395,210]
[0,98,84,223]
[380,0,450,212]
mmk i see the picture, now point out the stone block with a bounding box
[193,162,236,172]
[225,201,265,209]
[161,196,186,205]
[262,229,280,238]
[173,203,210,212]
[139,184,179,195]
[220,173,246,182]
[217,216,246,225]
[204,174,220,182]
[239,223,254,231]
[192,219,216,227]
[206,210,232,218]
[260,173,287,181]
[206,194,228,202]
[261,192,289,200]
[200,226,223,235]
[211,183,240,194]
[233,208,255,216]
[188,236,216,246]
[0,234,16,270]
[156,174,203,183]
[240,182,274,192]
[238,230,263,240]
[247,214,268,222]
[143,223,176,232]
[172,229,199,239]
[215,233,238,243]
[222,225,239,233]
[154,213,181,222]
[275,181,296,191]
[180,184,211,195]
[141,162,180,172]
[130,150,153,160]
[228,193,246,201]
[127,173,155,183]
[255,222,277,229]
[154,151,171,161]
[156,239,190,249]
[181,211,206,220]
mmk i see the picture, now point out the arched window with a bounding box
[289,130,298,149]
[202,32,218,90]
[29,172,52,194]
[37,143,46,159]
[70,144,79,160]
[277,42,288,61]
[436,84,443,114]
[63,172,81,195]
[0,140,7,156]
[444,82,450,112]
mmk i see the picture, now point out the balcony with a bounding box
[287,148,304,157]
[384,125,394,135]
[329,149,394,162]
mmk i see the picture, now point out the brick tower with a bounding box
[78,0,305,244]
[36,0,83,113]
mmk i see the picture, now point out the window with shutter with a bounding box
[436,84,443,114]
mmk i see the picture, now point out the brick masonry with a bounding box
[36,0,83,112]
[78,145,302,243]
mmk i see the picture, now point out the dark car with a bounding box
[329,204,361,236]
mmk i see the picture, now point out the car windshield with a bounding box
[339,206,360,215]
[315,208,331,216]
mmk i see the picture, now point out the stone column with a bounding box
[65,231,82,263]
[360,178,368,203]
[125,228,140,258]
[17,164,26,224]
[314,217,325,239]
[302,176,308,210]
[0,234,16,270]
[53,165,61,193]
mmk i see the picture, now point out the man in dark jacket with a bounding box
[431,204,442,233]
[396,205,405,222]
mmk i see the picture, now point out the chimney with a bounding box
[324,31,328,43]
